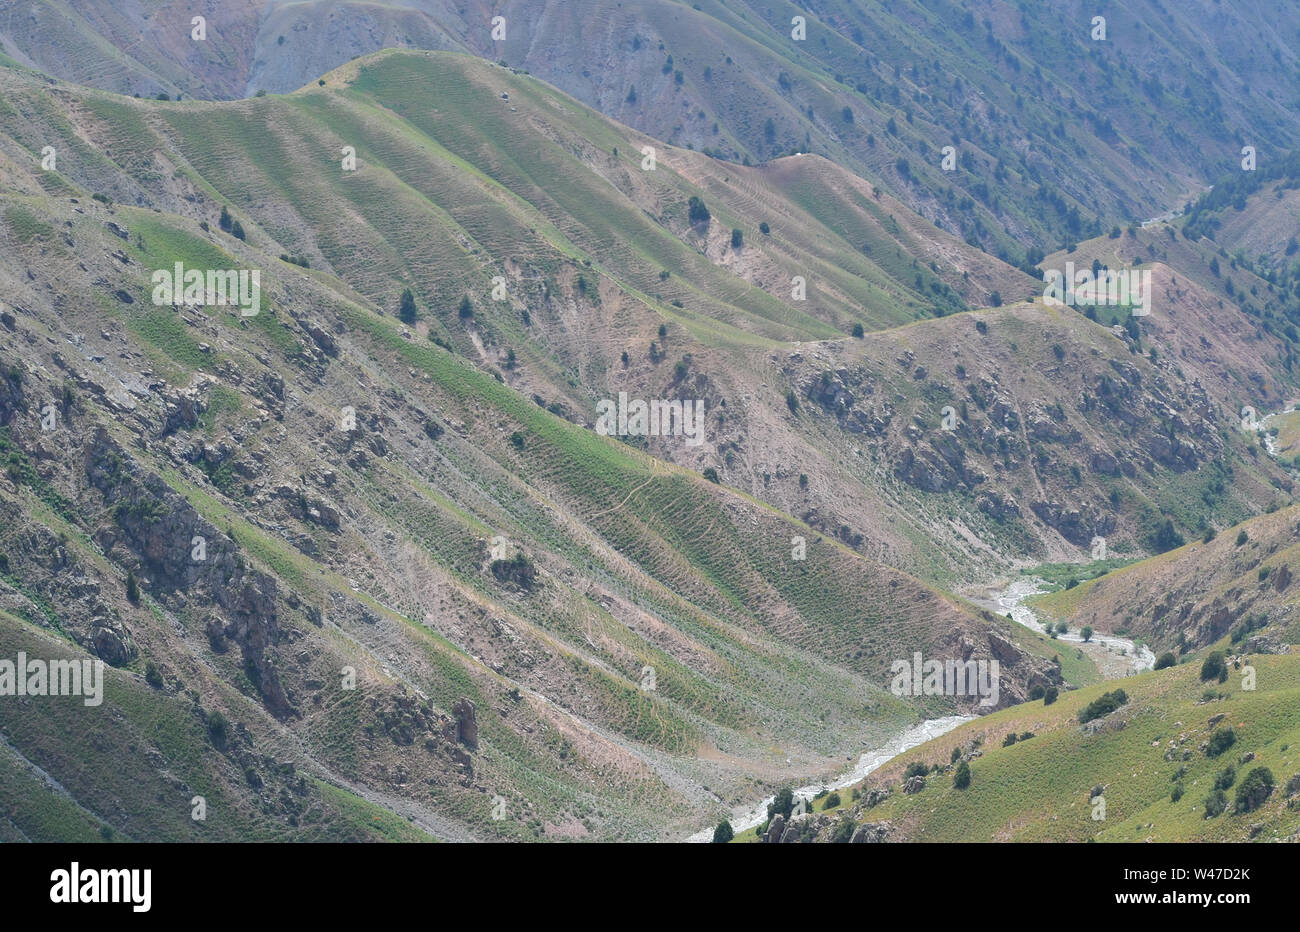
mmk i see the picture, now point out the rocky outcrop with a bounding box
[305,321,338,358]
[975,489,1020,520]
[1026,414,1080,445]
[0,505,137,666]
[850,822,891,843]
[1088,449,1121,476]
[1030,499,1116,546]
[895,444,960,492]
[779,814,816,843]
[272,484,342,530]
[159,384,204,436]
[453,697,478,749]
[84,427,293,718]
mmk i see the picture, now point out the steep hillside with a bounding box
[4,50,1291,589]
[7,0,1300,261]
[1033,505,1300,656]
[0,54,1075,841]
[3,39,1299,844]
[749,654,1300,843]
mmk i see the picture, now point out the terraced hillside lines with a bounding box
[344,459,739,751]
[0,156,1053,839]
[7,35,1300,840]
[13,0,1300,285]
[339,291,1022,695]
[0,52,1154,584]
[8,52,1297,592]
[342,54,842,339]
[588,457,663,521]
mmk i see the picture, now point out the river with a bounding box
[977,576,1155,676]
[686,575,1151,841]
[685,714,972,841]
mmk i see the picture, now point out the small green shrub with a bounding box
[1200,651,1228,683]
[1234,767,1274,813]
[1206,727,1236,759]
[953,761,971,789]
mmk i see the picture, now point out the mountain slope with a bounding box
[0,52,1069,841]
[6,49,1293,588]
[778,654,1300,843]
[2,44,1298,843]
[1033,504,1300,657]
[8,0,1300,262]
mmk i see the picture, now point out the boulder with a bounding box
[453,697,478,749]
[850,822,891,843]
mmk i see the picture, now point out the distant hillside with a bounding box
[7,0,1300,261]
[1033,504,1300,656]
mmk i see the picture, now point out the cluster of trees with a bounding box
[1077,688,1128,724]
[396,289,474,325]
[1203,766,1274,818]
[218,205,245,241]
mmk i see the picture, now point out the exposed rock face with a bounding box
[918,626,1061,711]
[1244,634,1286,654]
[762,814,785,843]
[1273,564,1292,592]
[305,321,338,358]
[0,507,138,666]
[1081,714,1127,736]
[976,489,1020,520]
[779,814,815,843]
[781,812,855,843]
[860,787,891,808]
[1030,499,1116,546]
[1089,449,1121,476]
[1026,414,1080,445]
[850,822,891,843]
[453,697,478,749]
[84,427,292,718]
[895,444,960,493]
[159,384,204,436]
[272,484,342,530]
[801,367,877,421]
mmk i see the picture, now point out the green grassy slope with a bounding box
[11,0,1300,268]
[809,655,1300,842]
[0,56,1065,840]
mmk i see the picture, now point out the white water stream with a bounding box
[685,714,971,841]
[686,574,1154,841]
[983,576,1155,675]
